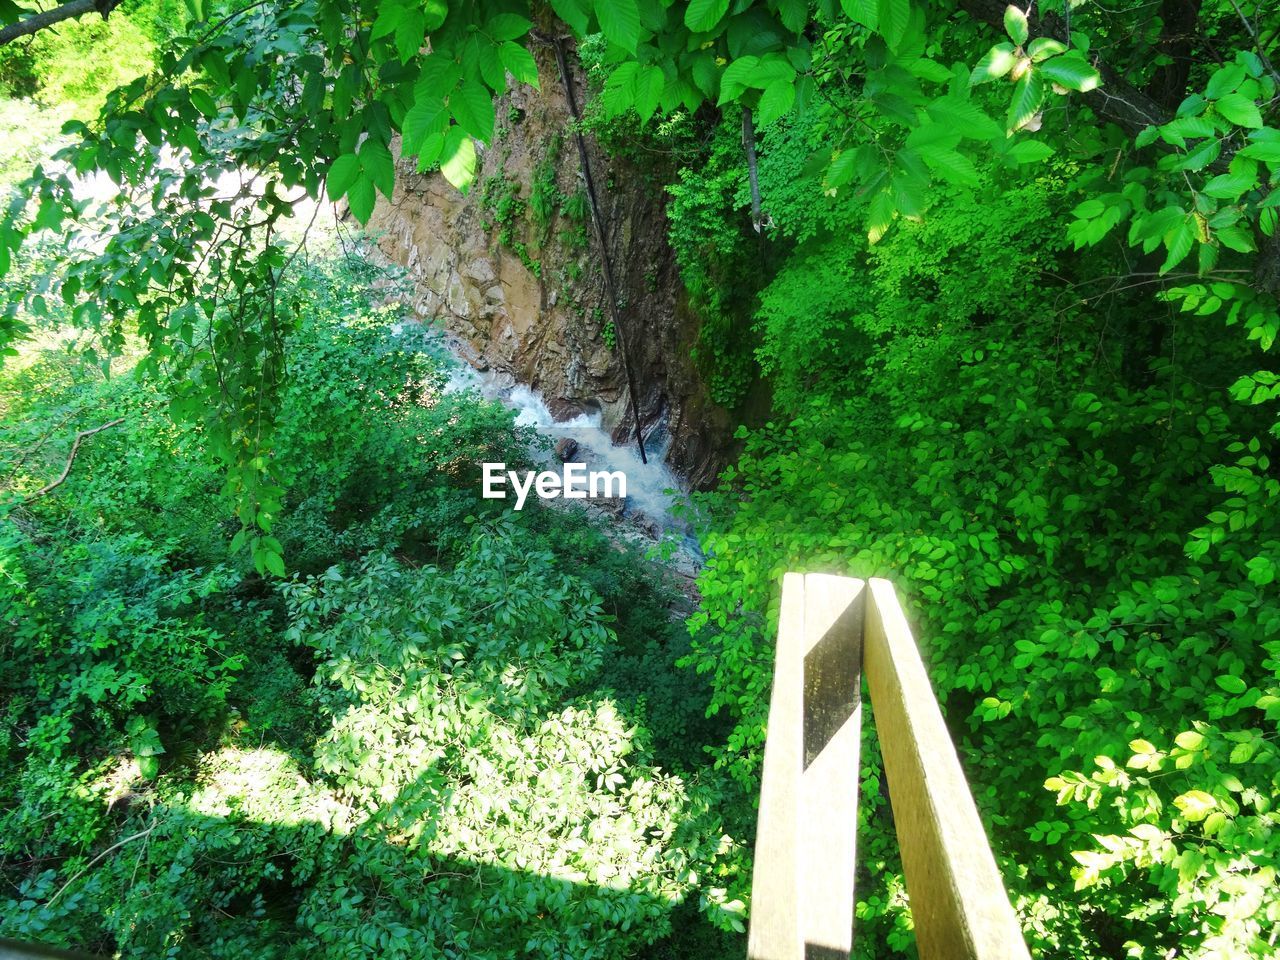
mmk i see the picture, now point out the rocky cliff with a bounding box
[366,44,731,490]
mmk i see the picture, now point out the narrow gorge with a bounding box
[367,42,732,491]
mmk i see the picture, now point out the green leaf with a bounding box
[440,126,477,193]
[691,52,718,97]
[450,81,496,142]
[403,96,448,152]
[602,61,640,116]
[359,139,395,198]
[1160,115,1216,147]
[500,42,540,88]
[1239,141,1280,163]
[633,64,665,122]
[1216,226,1254,252]
[840,0,877,29]
[416,54,462,100]
[909,58,954,83]
[595,0,640,52]
[423,0,446,29]
[484,13,531,41]
[757,80,796,126]
[794,74,816,114]
[776,0,808,32]
[263,551,286,577]
[1160,217,1195,273]
[347,175,376,223]
[1174,730,1204,750]
[906,120,960,150]
[190,88,219,118]
[370,0,404,40]
[394,7,425,63]
[918,145,979,186]
[824,149,858,190]
[750,56,798,88]
[878,0,910,50]
[549,0,589,34]
[1215,674,1246,694]
[970,42,1016,85]
[1205,62,1246,100]
[1180,137,1220,171]
[1215,93,1263,128]
[1003,4,1028,45]
[718,55,759,103]
[1172,790,1216,822]
[1006,70,1045,133]
[867,188,894,243]
[1006,139,1054,163]
[415,132,445,171]
[1027,37,1066,62]
[325,153,361,201]
[927,97,1002,141]
[1039,54,1100,93]
[476,40,506,91]
[685,0,730,32]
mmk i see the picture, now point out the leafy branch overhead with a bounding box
[1,0,1279,579]
[2,0,1280,956]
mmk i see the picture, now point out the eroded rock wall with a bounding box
[366,44,730,489]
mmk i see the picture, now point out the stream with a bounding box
[391,321,703,570]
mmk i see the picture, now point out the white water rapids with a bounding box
[391,323,698,555]
[445,351,693,537]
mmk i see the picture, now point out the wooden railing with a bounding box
[747,574,1030,960]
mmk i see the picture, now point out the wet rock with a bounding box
[595,497,625,519]
[554,437,579,462]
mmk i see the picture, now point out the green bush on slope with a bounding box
[0,254,738,959]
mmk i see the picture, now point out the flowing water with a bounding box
[445,352,693,534]
[394,323,699,558]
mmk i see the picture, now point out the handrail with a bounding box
[746,575,1030,960]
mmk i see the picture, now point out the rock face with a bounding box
[366,44,731,489]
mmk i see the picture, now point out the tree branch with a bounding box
[958,0,1173,135]
[1226,0,1280,87]
[24,417,124,502]
[0,0,119,48]
[47,823,155,908]
[959,0,1280,295]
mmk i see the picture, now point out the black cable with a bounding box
[547,35,648,464]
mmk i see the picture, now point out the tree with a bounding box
[0,0,123,47]
[0,0,1276,573]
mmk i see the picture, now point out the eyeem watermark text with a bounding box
[482,463,627,510]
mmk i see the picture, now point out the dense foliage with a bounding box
[1,251,739,957]
[2,0,1280,957]
[664,7,1280,959]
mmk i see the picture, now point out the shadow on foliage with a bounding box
[8,751,741,960]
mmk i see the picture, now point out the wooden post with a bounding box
[862,578,1030,960]
[748,574,864,960]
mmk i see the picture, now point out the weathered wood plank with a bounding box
[747,572,806,960]
[798,574,864,959]
[862,578,1030,960]
[748,574,865,960]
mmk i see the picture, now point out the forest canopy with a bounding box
[1,0,1279,958]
